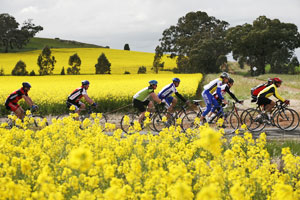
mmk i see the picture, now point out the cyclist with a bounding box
[67,80,97,116]
[158,78,189,113]
[199,72,230,125]
[256,77,289,121]
[251,78,274,102]
[213,78,243,105]
[5,82,38,119]
[133,80,162,123]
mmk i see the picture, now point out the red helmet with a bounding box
[273,78,282,83]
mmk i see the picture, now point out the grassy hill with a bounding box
[0,37,105,53]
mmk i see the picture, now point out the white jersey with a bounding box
[158,83,177,99]
[203,78,223,94]
[213,84,227,96]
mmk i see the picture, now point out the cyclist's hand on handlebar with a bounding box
[284,100,290,105]
[222,99,228,104]
[238,100,244,105]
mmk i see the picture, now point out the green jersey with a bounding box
[133,87,154,101]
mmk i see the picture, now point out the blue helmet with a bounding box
[172,78,180,82]
[22,82,31,88]
[82,80,90,85]
[149,80,158,85]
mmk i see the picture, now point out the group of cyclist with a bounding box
[5,73,289,126]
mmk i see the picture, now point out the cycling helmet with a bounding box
[267,78,274,85]
[81,80,90,85]
[22,82,31,88]
[149,80,158,85]
[172,78,181,82]
[220,72,230,79]
[273,78,282,84]
[228,78,234,84]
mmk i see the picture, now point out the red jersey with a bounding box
[5,88,28,104]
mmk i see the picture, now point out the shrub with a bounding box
[137,66,147,74]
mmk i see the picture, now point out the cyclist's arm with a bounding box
[274,87,285,102]
[83,94,95,104]
[150,93,162,104]
[216,87,224,100]
[175,92,187,103]
[225,86,240,102]
[23,95,34,107]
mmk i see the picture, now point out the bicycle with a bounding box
[56,105,108,128]
[6,109,48,129]
[243,101,299,132]
[181,100,240,134]
[120,103,174,133]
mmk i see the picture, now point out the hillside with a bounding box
[0,37,105,53]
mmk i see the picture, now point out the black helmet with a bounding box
[22,82,31,88]
[81,80,90,85]
[228,78,234,84]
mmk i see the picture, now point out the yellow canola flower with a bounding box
[68,147,94,172]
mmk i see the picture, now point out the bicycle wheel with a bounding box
[226,112,240,134]
[120,113,140,133]
[240,108,251,125]
[243,108,266,132]
[276,108,299,131]
[181,111,200,131]
[152,111,175,132]
[33,115,49,128]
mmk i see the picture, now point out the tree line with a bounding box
[154,11,300,76]
[9,46,112,76]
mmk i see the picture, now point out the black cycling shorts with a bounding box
[257,97,272,106]
[133,99,149,112]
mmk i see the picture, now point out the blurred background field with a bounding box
[0,47,177,75]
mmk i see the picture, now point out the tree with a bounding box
[156,11,230,73]
[12,60,28,75]
[29,70,36,76]
[61,67,65,75]
[137,66,147,74]
[124,43,130,51]
[226,16,300,76]
[37,46,56,75]
[288,56,300,74]
[0,68,4,76]
[152,46,164,73]
[67,53,81,75]
[95,53,111,74]
[0,13,43,53]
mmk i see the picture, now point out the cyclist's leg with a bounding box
[133,99,147,123]
[15,107,24,119]
[7,102,24,119]
[200,90,212,123]
[168,97,177,113]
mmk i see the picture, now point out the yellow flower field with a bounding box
[0,74,202,115]
[0,48,176,75]
[0,115,299,199]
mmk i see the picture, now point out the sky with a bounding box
[1,0,300,58]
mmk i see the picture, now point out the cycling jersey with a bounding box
[67,87,87,103]
[158,83,186,106]
[213,84,240,102]
[257,84,285,102]
[158,83,177,99]
[5,88,28,104]
[203,78,224,100]
[133,87,154,102]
